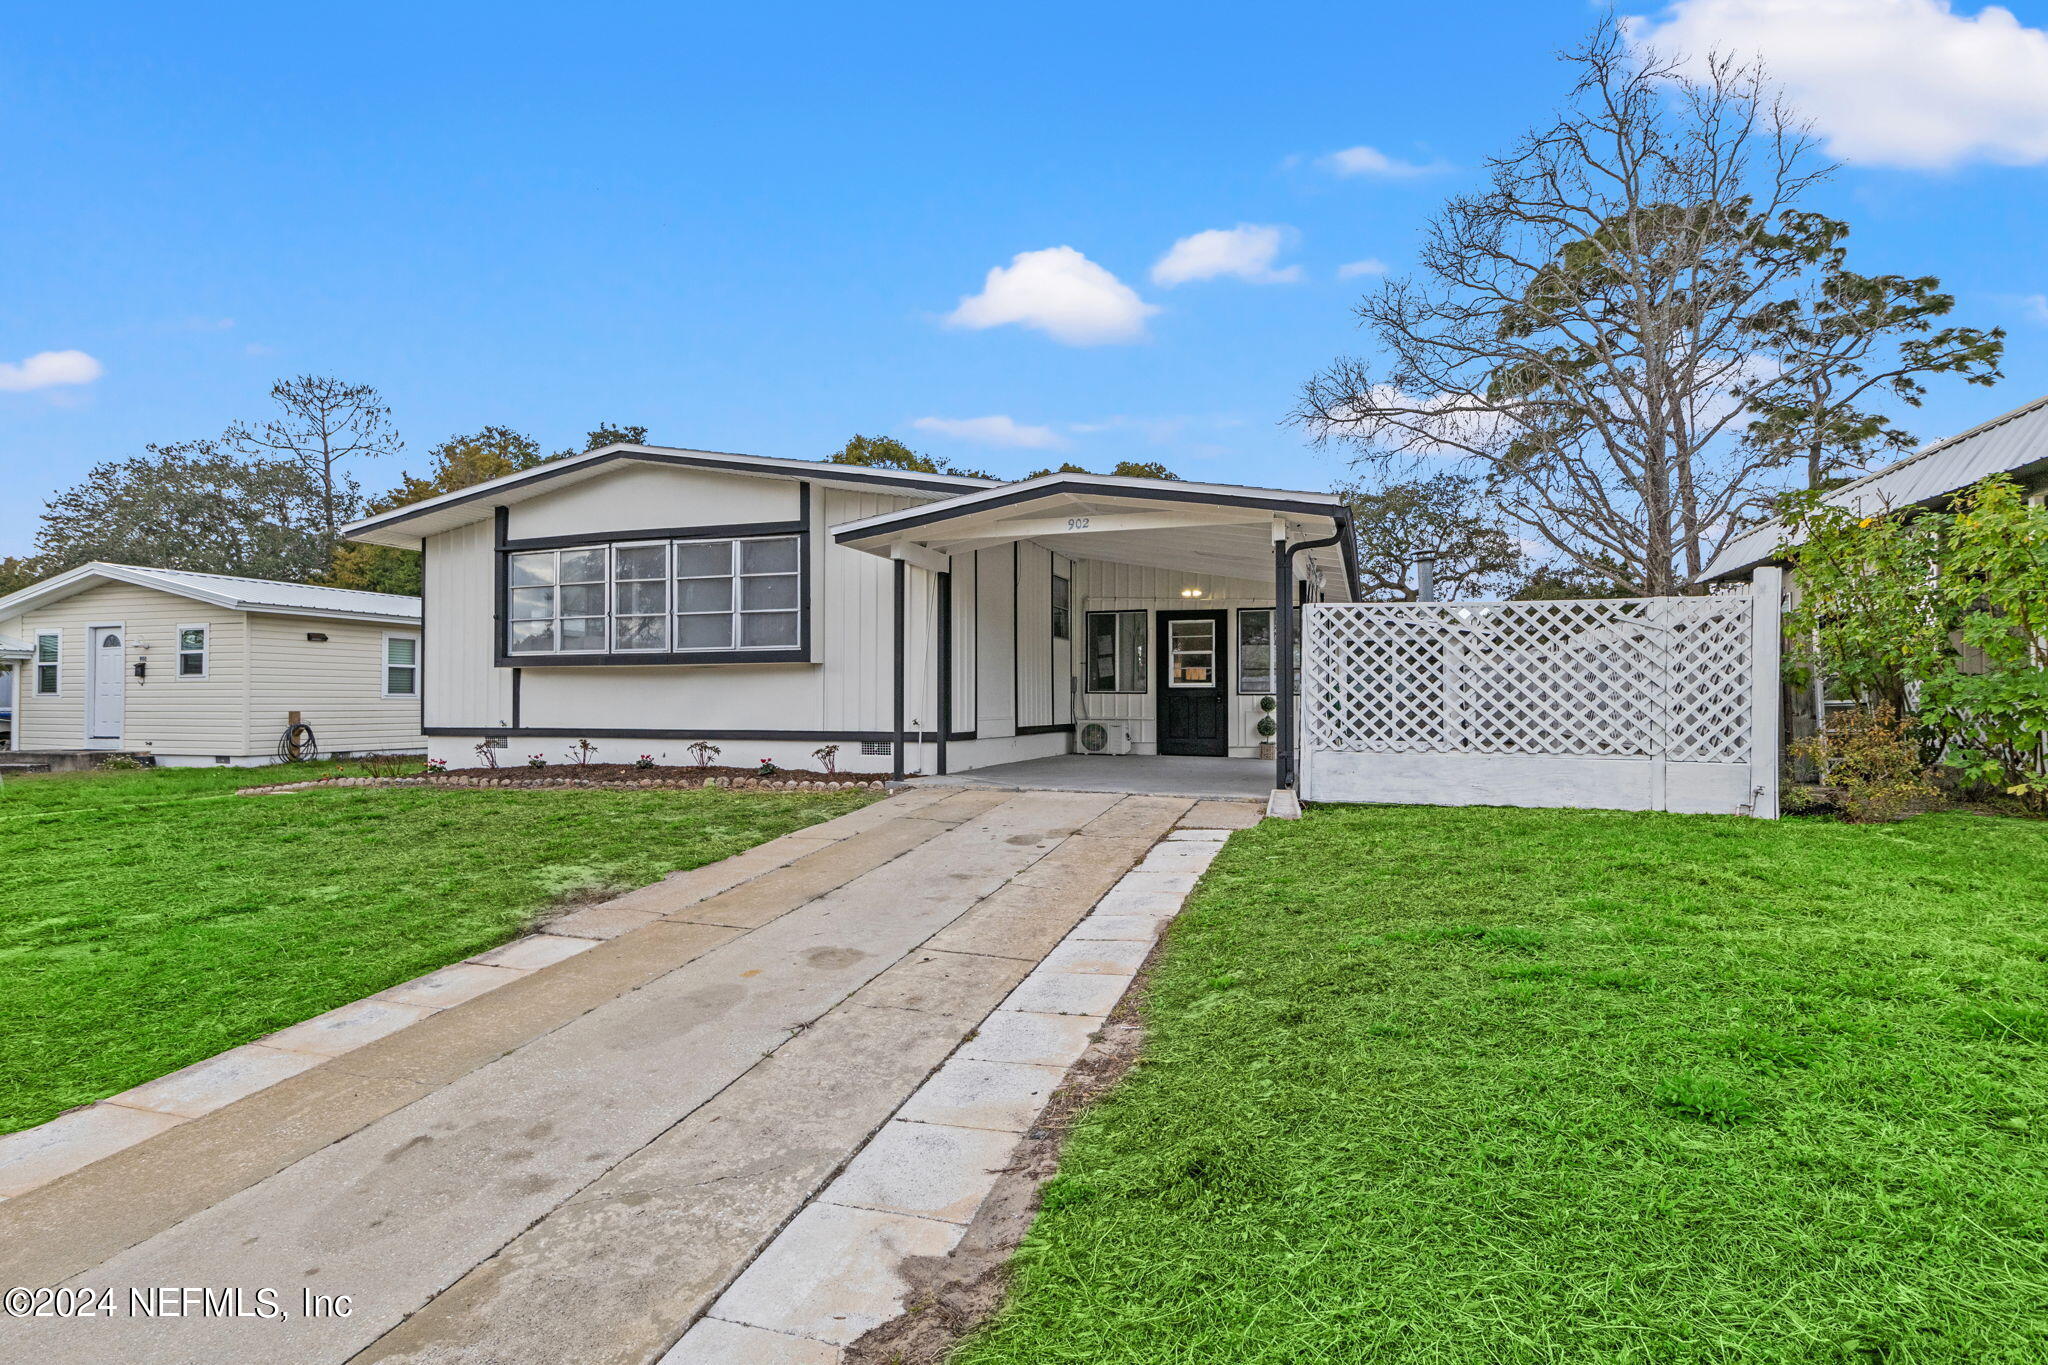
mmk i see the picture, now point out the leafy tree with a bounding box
[828,434,991,479]
[226,376,402,568]
[1295,27,1878,595]
[35,441,328,580]
[0,555,45,597]
[1336,474,1523,600]
[1781,476,2048,809]
[1512,562,1632,600]
[553,424,648,460]
[1736,268,2003,491]
[327,426,548,595]
[1024,460,1181,480]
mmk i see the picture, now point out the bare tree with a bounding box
[1294,26,1838,595]
[228,376,401,564]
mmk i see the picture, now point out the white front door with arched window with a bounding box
[88,626,125,744]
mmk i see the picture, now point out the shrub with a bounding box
[566,739,598,767]
[634,754,656,770]
[687,740,721,769]
[756,758,779,777]
[526,754,546,770]
[425,757,448,773]
[812,743,840,774]
[473,742,499,769]
[1790,704,1938,823]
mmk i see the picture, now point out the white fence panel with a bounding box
[1299,573,1780,817]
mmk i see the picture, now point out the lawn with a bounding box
[0,762,873,1133]
[961,806,2048,1364]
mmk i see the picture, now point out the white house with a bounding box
[340,444,1359,781]
[0,563,425,766]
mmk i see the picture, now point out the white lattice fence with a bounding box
[1299,575,1782,817]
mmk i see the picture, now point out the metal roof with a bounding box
[0,563,421,624]
[0,633,32,659]
[1700,392,2048,582]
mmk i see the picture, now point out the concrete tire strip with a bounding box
[0,786,1247,1365]
[663,825,1232,1363]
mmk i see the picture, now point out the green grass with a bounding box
[961,806,2048,1364]
[0,762,872,1133]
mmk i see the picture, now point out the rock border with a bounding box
[238,773,889,795]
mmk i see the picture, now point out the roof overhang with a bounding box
[342,445,1000,550]
[0,634,31,661]
[0,563,419,626]
[833,474,1360,599]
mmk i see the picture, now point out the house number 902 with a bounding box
[1066,517,1091,530]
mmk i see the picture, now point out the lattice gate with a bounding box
[1298,573,1782,817]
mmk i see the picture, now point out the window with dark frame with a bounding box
[1237,606,1302,694]
[1051,572,1071,640]
[506,533,803,658]
[1084,610,1146,692]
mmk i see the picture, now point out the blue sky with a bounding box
[4,0,2046,557]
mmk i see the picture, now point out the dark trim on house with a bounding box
[891,558,907,781]
[1273,527,1345,790]
[835,481,1350,543]
[351,448,993,539]
[1010,541,1020,729]
[490,494,815,668]
[1015,723,1074,737]
[936,569,952,776]
[500,519,806,552]
[424,726,980,742]
[510,667,522,728]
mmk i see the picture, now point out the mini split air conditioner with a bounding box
[1075,720,1132,756]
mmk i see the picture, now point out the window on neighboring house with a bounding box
[1051,572,1071,640]
[507,534,804,658]
[384,635,419,697]
[177,625,208,678]
[1237,608,1301,694]
[1084,611,1146,693]
[34,631,59,695]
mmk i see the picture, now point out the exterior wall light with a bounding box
[1179,587,1205,598]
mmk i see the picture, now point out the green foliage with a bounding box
[960,804,2048,1363]
[326,426,550,595]
[1513,561,1632,600]
[1335,473,1523,600]
[552,423,647,460]
[0,554,46,597]
[1025,460,1181,480]
[1782,476,2048,809]
[35,440,330,581]
[0,762,872,1131]
[1790,704,1940,823]
[829,433,991,479]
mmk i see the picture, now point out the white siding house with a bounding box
[0,564,424,765]
[341,443,1359,780]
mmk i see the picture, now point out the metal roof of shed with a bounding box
[0,563,421,624]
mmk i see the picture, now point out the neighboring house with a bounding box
[0,563,425,765]
[1701,391,2048,745]
[341,444,1358,778]
[1702,391,2048,584]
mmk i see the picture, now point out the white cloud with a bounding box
[1626,0,2048,168]
[0,349,103,393]
[1150,224,1303,286]
[945,246,1158,346]
[909,415,1067,449]
[2020,294,2048,324]
[1321,145,1449,177]
[1338,258,1389,279]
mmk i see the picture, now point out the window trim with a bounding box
[1236,606,1300,695]
[1083,610,1147,694]
[33,629,61,695]
[175,623,210,680]
[494,508,814,668]
[382,632,420,699]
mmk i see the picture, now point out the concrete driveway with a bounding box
[0,787,1246,1365]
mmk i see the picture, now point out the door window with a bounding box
[1167,619,1216,688]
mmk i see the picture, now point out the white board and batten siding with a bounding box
[1297,573,1784,817]
[1072,560,1280,757]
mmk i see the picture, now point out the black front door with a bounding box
[1156,610,1228,756]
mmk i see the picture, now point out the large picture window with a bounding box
[507,534,803,659]
[1085,611,1146,693]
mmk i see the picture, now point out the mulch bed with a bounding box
[432,763,870,785]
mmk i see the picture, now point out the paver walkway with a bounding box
[0,787,1219,1365]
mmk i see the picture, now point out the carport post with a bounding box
[891,558,907,781]
[1273,532,1296,792]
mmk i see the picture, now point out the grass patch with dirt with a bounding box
[959,805,2048,1364]
[0,761,873,1133]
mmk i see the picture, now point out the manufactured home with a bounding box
[0,563,425,765]
[340,445,1360,782]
